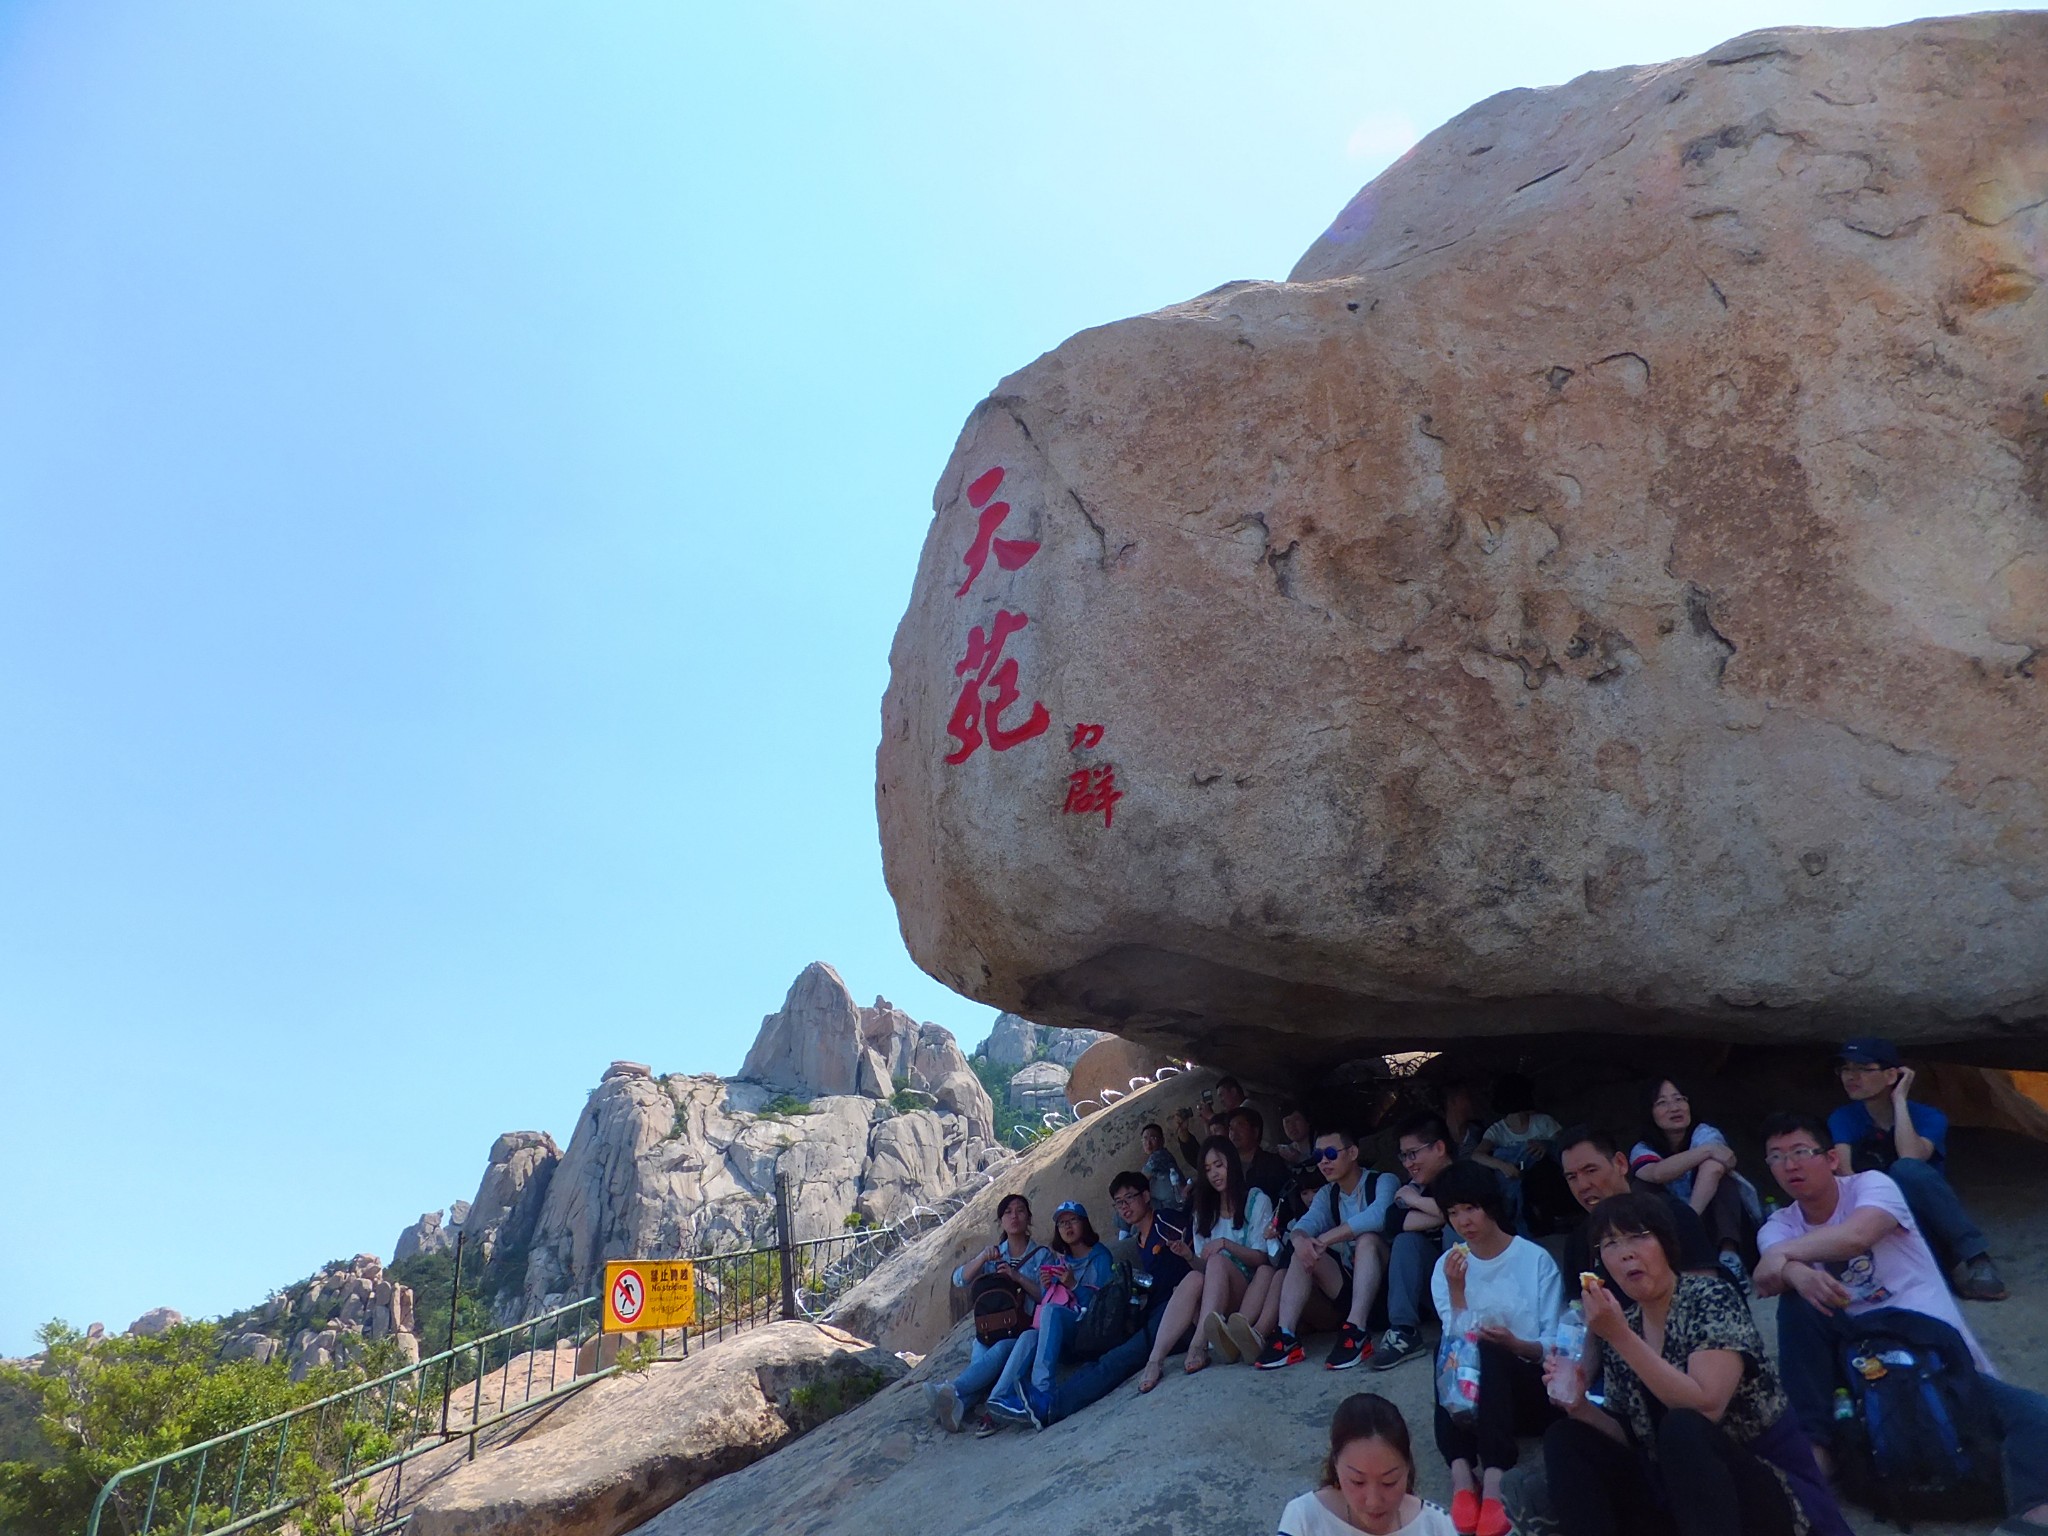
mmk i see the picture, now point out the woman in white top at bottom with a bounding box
[1278,1392,1458,1536]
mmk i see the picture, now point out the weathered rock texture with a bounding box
[496,966,1004,1320]
[975,1011,1108,1068]
[407,1321,904,1536]
[879,14,2048,1069]
[393,1201,470,1264]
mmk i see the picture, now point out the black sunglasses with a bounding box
[1315,1146,1346,1162]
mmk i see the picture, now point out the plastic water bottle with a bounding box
[1546,1303,1589,1405]
[1833,1387,1854,1422]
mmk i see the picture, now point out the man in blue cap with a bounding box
[1829,1036,2006,1301]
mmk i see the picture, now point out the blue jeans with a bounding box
[1032,1303,1078,1392]
[948,1336,1017,1407]
[1387,1226,1446,1332]
[1030,1301,1174,1426]
[1883,1156,1990,1271]
[988,1329,1037,1402]
[1777,1294,2048,1515]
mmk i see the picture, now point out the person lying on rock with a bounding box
[1555,1124,1720,1302]
[1278,1391,1459,1536]
[1754,1112,2048,1534]
[1229,1105,1292,1206]
[980,1199,1113,1429]
[1139,1121,1186,1208]
[1543,1192,1850,1536]
[923,1193,1049,1435]
[1370,1112,1458,1374]
[1827,1036,2007,1300]
[1012,1170,1193,1428]
[1629,1075,1761,1294]
[1241,1124,1397,1372]
[1141,1136,1275,1391]
[1426,1160,1563,1536]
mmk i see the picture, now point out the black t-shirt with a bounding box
[1135,1207,1193,1295]
[1243,1148,1291,1206]
[1562,1179,1718,1301]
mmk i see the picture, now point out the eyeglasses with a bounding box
[1596,1229,1655,1256]
[1315,1146,1346,1162]
[1110,1192,1145,1207]
[1765,1146,1827,1168]
[1652,1093,1688,1110]
[1396,1145,1432,1164]
[1837,1063,1885,1076]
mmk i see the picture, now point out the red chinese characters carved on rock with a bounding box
[1069,723,1105,751]
[945,609,1051,765]
[955,466,1041,598]
[1063,764,1122,828]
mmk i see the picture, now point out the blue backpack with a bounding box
[1831,1307,2004,1529]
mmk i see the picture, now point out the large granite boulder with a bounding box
[1006,1059,1071,1112]
[878,14,2048,1070]
[407,1322,905,1536]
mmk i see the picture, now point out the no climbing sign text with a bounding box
[602,1260,696,1333]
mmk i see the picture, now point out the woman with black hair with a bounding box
[1280,1392,1458,1535]
[1137,1135,1274,1391]
[924,1193,1048,1434]
[1426,1161,1563,1536]
[1631,1077,1761,1290]
[981,1199,1114,1427]
[1541,1192,1847,1536]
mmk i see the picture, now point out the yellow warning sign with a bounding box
[602,1260,696,1332]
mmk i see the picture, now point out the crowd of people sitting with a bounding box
[924,1040,2048,1536]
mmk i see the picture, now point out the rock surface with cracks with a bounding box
[878,14,2048,1072]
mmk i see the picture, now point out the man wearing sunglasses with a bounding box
[1250,1126,1398,1371]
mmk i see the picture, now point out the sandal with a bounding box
[1137,1361,1164,1393]
[1183,1344,1210,1375]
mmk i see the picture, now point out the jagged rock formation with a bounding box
[743,964,995,1140]
[975,1012,1107,1068]
[392,1200,470,1263]
[124,1307,183,1337]
[222,1255,420,1379]
[465,1133,559,1267]
[412,965,1008,1322]
[878,13,2048,1071]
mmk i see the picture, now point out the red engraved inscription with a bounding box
[1069,723,1105,752]
[955,466,1041,598]
[1062,764,1123,828]
[945,610,1052,764]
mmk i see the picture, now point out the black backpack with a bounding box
[1831,1307,2004,1529]
[969,1272,1029,1346]
[1064,1256,1142,1363]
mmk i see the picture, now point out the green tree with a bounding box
[0,1320,402,1536]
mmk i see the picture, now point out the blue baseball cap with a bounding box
[1054,1200,1089,1222]
[1837,1037,1902,1068]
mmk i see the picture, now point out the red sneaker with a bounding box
[1476,1496,1512,1536]
[1450,1488,1480,1536]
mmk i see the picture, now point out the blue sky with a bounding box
[0,0,1949,1353]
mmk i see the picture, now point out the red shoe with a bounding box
[1450,1488,1480,1535]
[1476,1496,1511,1536]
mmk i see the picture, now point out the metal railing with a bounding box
[81,1174,980,1536]
[1019,1061,1186,1142]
